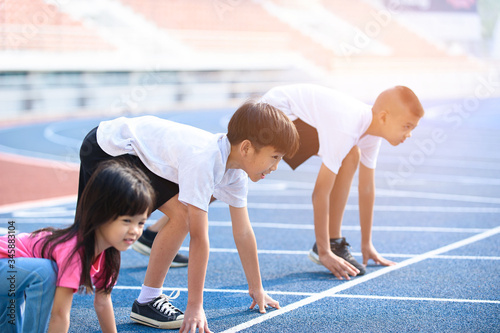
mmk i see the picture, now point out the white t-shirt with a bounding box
[96,116,248,211]
[261,84,382,174]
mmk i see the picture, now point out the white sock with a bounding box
[137,284,162,304]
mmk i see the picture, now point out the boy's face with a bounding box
[383,108,421,146]
[243,145,284,182]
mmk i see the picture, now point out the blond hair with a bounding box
[374,86,424,117]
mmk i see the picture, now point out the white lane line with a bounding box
[177,247,500,260]
[43,124,83,148]
[209,221,489,233]
[375,189,500,205]
[211,202,500,213]
[114,286,315,297]
[395,172,500,186]
[3,188,498,216]
[432,254,500,260]
[219,226,500,333]
[13,208,76,218]
[0,151,79,168]
[112,286,500,304]
[248,186,500,205]
[6,217,491,235]
[0,195,77,214]
[330,294,500,304]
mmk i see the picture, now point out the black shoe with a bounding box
[132,228,189,267]
[170,252,189,268]
[308,237,366,275]
[130,293,184,329]
[131,228,156,256]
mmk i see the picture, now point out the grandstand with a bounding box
[0,0,114,51]
[0,0,498,120]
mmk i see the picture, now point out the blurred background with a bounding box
[0,0,499,121]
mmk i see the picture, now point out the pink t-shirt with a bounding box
[0,231,106,292]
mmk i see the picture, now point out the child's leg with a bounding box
[147,215,170,232]
[142,195,189,290]
[134,197,217,264]
[328,146,360,237]
[131,196,187,329]
[0,259,21,332]
[0,258,57,333]
[145,195,215,234]
[325,146,366,274]
[20,259,58,332]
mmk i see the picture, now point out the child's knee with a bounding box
[160,198,189,230]
[173,200,188,221]
[175,206,189,230]
[35,259,58,293]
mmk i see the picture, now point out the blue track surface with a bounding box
[1,98,499,332]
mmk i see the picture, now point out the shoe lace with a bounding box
[331,239,353,259]
[153,290,183,315]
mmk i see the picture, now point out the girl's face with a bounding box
[96,212,148,253]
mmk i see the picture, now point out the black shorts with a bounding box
[283,118,319,170]
[78,127,179,211]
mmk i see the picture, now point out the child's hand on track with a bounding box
[249,289,280,313]
[362,242,396,266]
[179,304,213,333]
[320,252,359,280]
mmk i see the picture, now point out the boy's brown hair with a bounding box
[227,101,299,158]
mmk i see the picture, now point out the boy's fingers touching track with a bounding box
[180,322,212,333]
[249,299,259,311]
[179,307,212,333]
[362,248,397,267]
[260,297,280,313]
[268,298,280,310]
[372,255,396,266]
[249,294,280,313]
[249,300,266,313]
[321,253,359,280]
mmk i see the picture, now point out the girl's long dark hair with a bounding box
[33,159,155,294]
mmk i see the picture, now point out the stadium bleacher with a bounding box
[0,0,497,119]
[0,0,114,51]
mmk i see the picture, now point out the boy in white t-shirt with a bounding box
[261,84,424,280]
[77,102,299,332]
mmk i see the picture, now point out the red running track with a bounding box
[0,153,79,206]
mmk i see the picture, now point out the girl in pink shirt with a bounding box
[0,159,155,332]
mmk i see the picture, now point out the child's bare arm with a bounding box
[180,204,212,333]
[94,290,117,333]
[230,205,280,313]
[358,164,396,266]
[313,163,359,279]
[358,163,376,249]
[48,286,73,333]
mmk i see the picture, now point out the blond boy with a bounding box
[261,84,424,279]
